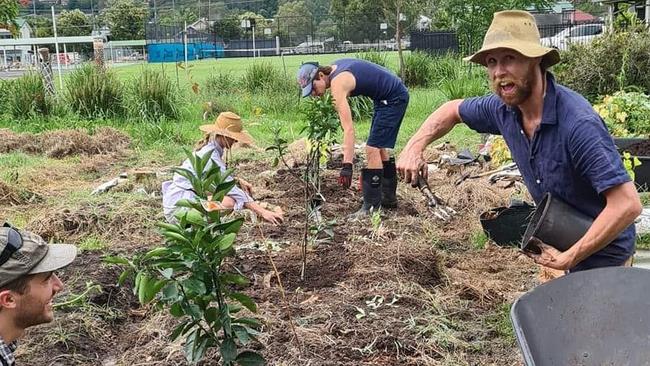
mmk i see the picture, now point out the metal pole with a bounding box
[184,21,188,70]
[646,0,650,26]
[63,43,68,68]
[2,47,6,70]
[252,24,256,58]
[51,6,63,90]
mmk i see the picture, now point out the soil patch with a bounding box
[624,139,650,156]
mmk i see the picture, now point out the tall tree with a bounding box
[27,15,53,37]
[330,0,383,43]
[101,0,147,40]
[381,0,427,79]
[430,0,552,53]
[58,9,92,36]
[276,1,312,38]
[0,0,19,35]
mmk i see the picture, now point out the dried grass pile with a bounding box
[0,127,131,158]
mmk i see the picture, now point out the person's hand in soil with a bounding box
[237,178,254,196]
[524,237,576,270]
[338,163,353,188]
[245,201,284,225]
[396,150,427,187]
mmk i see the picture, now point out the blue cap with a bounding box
[297,62,318,97]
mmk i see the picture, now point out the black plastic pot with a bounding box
[520,193,593,254]
[613,137,646,151]
[480,204,535,247]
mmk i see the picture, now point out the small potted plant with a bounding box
[594,91,650,190]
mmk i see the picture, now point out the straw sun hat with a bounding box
[465,10,560,69]
[199,112,254,145]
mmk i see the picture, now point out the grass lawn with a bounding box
[109,53,482,151]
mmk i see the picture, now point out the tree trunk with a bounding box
[396,2,405,80]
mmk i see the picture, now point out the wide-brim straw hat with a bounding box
[464,10,560,69]
[199,112,254,145]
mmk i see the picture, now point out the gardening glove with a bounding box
[338,163,353,188]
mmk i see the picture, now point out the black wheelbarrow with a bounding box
[510,266,650,366]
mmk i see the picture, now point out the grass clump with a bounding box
[66,64,124,119]
[8,73,54,118]
[242,61,282,93]
[125,69,181,121]
[205,71,239,96]
[357,49,389,68]
[403,51,434,88]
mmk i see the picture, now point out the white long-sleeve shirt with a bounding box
[162,141,252,220]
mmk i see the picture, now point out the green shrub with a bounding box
[66,64,123,119]
[242,61,282,93]
[8,73,53,118]
[440,76,489,100]
[205,71,239,96]
[429,54,462,82]
[126,69,180,121]
[403,51,433,88]
[0,79,11,114]
[357,49,388,68]
[555,29,650,101]
[593,91,650,137]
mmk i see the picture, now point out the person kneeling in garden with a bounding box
[162,112,284,225]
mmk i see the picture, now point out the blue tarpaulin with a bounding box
[147,43,225,63]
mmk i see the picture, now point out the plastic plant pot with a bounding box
[520,193,593,254]
[480,204,535,247]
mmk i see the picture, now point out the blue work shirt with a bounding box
[459,72,634,271]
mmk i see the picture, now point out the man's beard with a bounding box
[491,65,537,106]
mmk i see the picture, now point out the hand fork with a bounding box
[416,175,457,221]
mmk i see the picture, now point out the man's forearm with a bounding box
[342,128,355,164]
[567,189,641,265]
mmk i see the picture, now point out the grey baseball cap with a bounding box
[0,225,77,288]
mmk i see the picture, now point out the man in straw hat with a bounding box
[0,222,77,366]
[397,10,641,274]
[162,112,284,225]
[297,59,409,217]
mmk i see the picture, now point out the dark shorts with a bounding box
[366,93,409,149]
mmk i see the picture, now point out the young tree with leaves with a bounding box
[0,0,19,36]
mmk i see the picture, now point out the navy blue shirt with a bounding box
[330,58,408,102]
[459,73,635,271]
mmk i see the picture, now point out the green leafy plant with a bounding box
[267,94,339,280]
[65,64,124,119]
[622,151,642,181]
[8,73,53,118]
[555,28,650,101]
[593,91,650,137]
[105,149,264,365]
[439,76,488,100]
[125,68,180,121]
[403,51,433,88]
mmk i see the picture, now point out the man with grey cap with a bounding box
[0,223,77,366]
[397,10,641,275]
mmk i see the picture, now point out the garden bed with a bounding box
[2,145,538,365]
